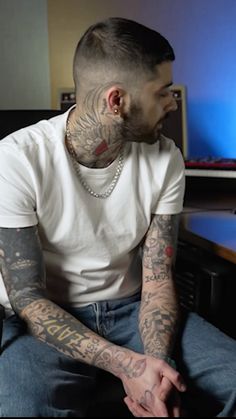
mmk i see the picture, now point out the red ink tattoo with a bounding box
[165,246,173,257]
[95,140,108,155]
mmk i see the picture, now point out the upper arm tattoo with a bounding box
[0,226,46,313]
[142,214,180,283]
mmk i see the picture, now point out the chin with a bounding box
[146,131,162,144]
[145,137,159,145]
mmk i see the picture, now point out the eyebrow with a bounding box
[161,81,173,89]
[154,81,173,94]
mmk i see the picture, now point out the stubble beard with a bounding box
[120,103,163,145]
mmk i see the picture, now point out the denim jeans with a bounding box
[0,292,236,417]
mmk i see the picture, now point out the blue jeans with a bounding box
[0,293,236,417]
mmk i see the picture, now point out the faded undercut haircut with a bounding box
[73,17,175,97]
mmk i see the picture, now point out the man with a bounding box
[0,17,235,417]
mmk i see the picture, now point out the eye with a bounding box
[159,91,168,98]
[157,88,172,98]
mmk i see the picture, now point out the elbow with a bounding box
[8,290,46,319]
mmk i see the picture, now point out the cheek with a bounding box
[148,105,163,126]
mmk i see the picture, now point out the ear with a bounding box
[106,86,130,117]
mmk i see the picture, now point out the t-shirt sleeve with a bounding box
[0,144,38,227]
[152,146,185,214]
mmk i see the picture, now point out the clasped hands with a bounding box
[121,355,186,417]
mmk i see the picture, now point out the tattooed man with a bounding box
[0,17,236,417]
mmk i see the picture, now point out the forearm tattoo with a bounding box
[25,298,148,379]
[0,226,147,378]
[140,214,180,358]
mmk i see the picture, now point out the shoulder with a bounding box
[135,135,184,170]
[0,111,68,154]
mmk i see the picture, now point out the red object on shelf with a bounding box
[185,158,236,170]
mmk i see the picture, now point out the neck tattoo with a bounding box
[65,117,125,199]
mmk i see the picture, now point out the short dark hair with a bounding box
[73,17,175,93]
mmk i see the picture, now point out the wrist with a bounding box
[102,346,139,379]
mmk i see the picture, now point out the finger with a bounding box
[138,384,169,417]
[169,397,181,417]
[168,404,181,417]
[160,361,187,393]
[152,398,170,417]
[168,389,181,417]
[156,379,181,417]
[157,376,173,402]
[173,392,181,417]
[124,396,155,417]
[172,404,181,417]
[124,396,170,418]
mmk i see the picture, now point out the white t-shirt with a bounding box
[0,109,185,310]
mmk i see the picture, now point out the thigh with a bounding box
[175,311,236,416]
[0,315,97,417]
[68,293,144,354]
[100,293,144,353]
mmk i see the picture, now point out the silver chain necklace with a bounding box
[66,119,124,199]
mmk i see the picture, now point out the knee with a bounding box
[0,365,47,416]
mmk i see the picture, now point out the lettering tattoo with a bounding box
[140,214,180,358]
[0,226,148,378]
[4,288,147,377]
[22,298,148,379]
[23,299,96,360]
